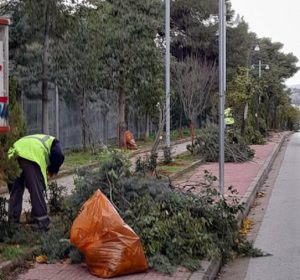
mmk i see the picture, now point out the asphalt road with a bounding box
[218,132,300,280]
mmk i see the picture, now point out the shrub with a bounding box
[0,197,11,241]
[135,152,158,176]
[40,223,70,262]
[47,182,67,215]
[245,125,266,145]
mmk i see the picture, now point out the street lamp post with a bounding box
[165,0,171,151]
[252,44,269,131]
[253,59,269,79]
[219,0,226,195]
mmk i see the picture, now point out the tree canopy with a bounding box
[0,0,299,147]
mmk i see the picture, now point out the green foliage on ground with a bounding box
[49,150,261,272]
[0,197,12,241]
[244,125,266,145]
[40,224,70,262]
[47,182,68,215]
[135,152,158,176]
[187,124,255,162]
[64,161,259,273]
[0,245,28,261]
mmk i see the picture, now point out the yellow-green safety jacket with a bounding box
[224,108,235,125]
[8,134,55,186]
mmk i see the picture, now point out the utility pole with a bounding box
[165,0,171,150]
[0,19,9,133]
[253,45,269,132]
[55,83,59,139]
[219,0,226,195]
[256,60,261,131]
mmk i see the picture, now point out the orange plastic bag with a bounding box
[124,130,137,150]
[70,190,148,278]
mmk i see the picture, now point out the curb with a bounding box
[170,160,202,180]
[237,132,291,223]
[0,246,39,275]
[191,131,291,280]
[189,260,222,280]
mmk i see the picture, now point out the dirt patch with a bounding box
[158,170,172,176]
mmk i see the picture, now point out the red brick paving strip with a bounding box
[16,264,192,280]
[177,133,281,197]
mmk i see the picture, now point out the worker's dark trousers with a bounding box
[8,158,49,231]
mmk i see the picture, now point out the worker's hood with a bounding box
[48,140,64,174]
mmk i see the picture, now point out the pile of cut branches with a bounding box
[187,124,255,162]
[0,149,262,274]
[50,150,260,272]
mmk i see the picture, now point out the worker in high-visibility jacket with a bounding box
[224,107,235,127]
[224,108,238,143]
[8,134,64,231]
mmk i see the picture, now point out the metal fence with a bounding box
[21,87,151,150]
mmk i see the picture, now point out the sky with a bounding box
[230,0,300,86]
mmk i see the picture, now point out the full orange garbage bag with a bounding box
[70,190,148,278]
[124,130,137,150]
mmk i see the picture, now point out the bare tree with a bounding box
[175,56,217,143]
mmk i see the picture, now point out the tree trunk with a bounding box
[41,1,50,134]
[178,109,183,139]
[151,105,164,155]
[137,116,141,140]
[118,90,126,148]
[144,112,150,141]
[241,102,248,136]
[55,82,59,138]
[273,107,277,129]
[81,89,87,151]
[102,111,108,145]
[101,99,109,145]
[150,120,153,135]
[265,95,272,129]
[189,120,195,144]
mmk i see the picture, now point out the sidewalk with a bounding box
[10,132,291,280]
